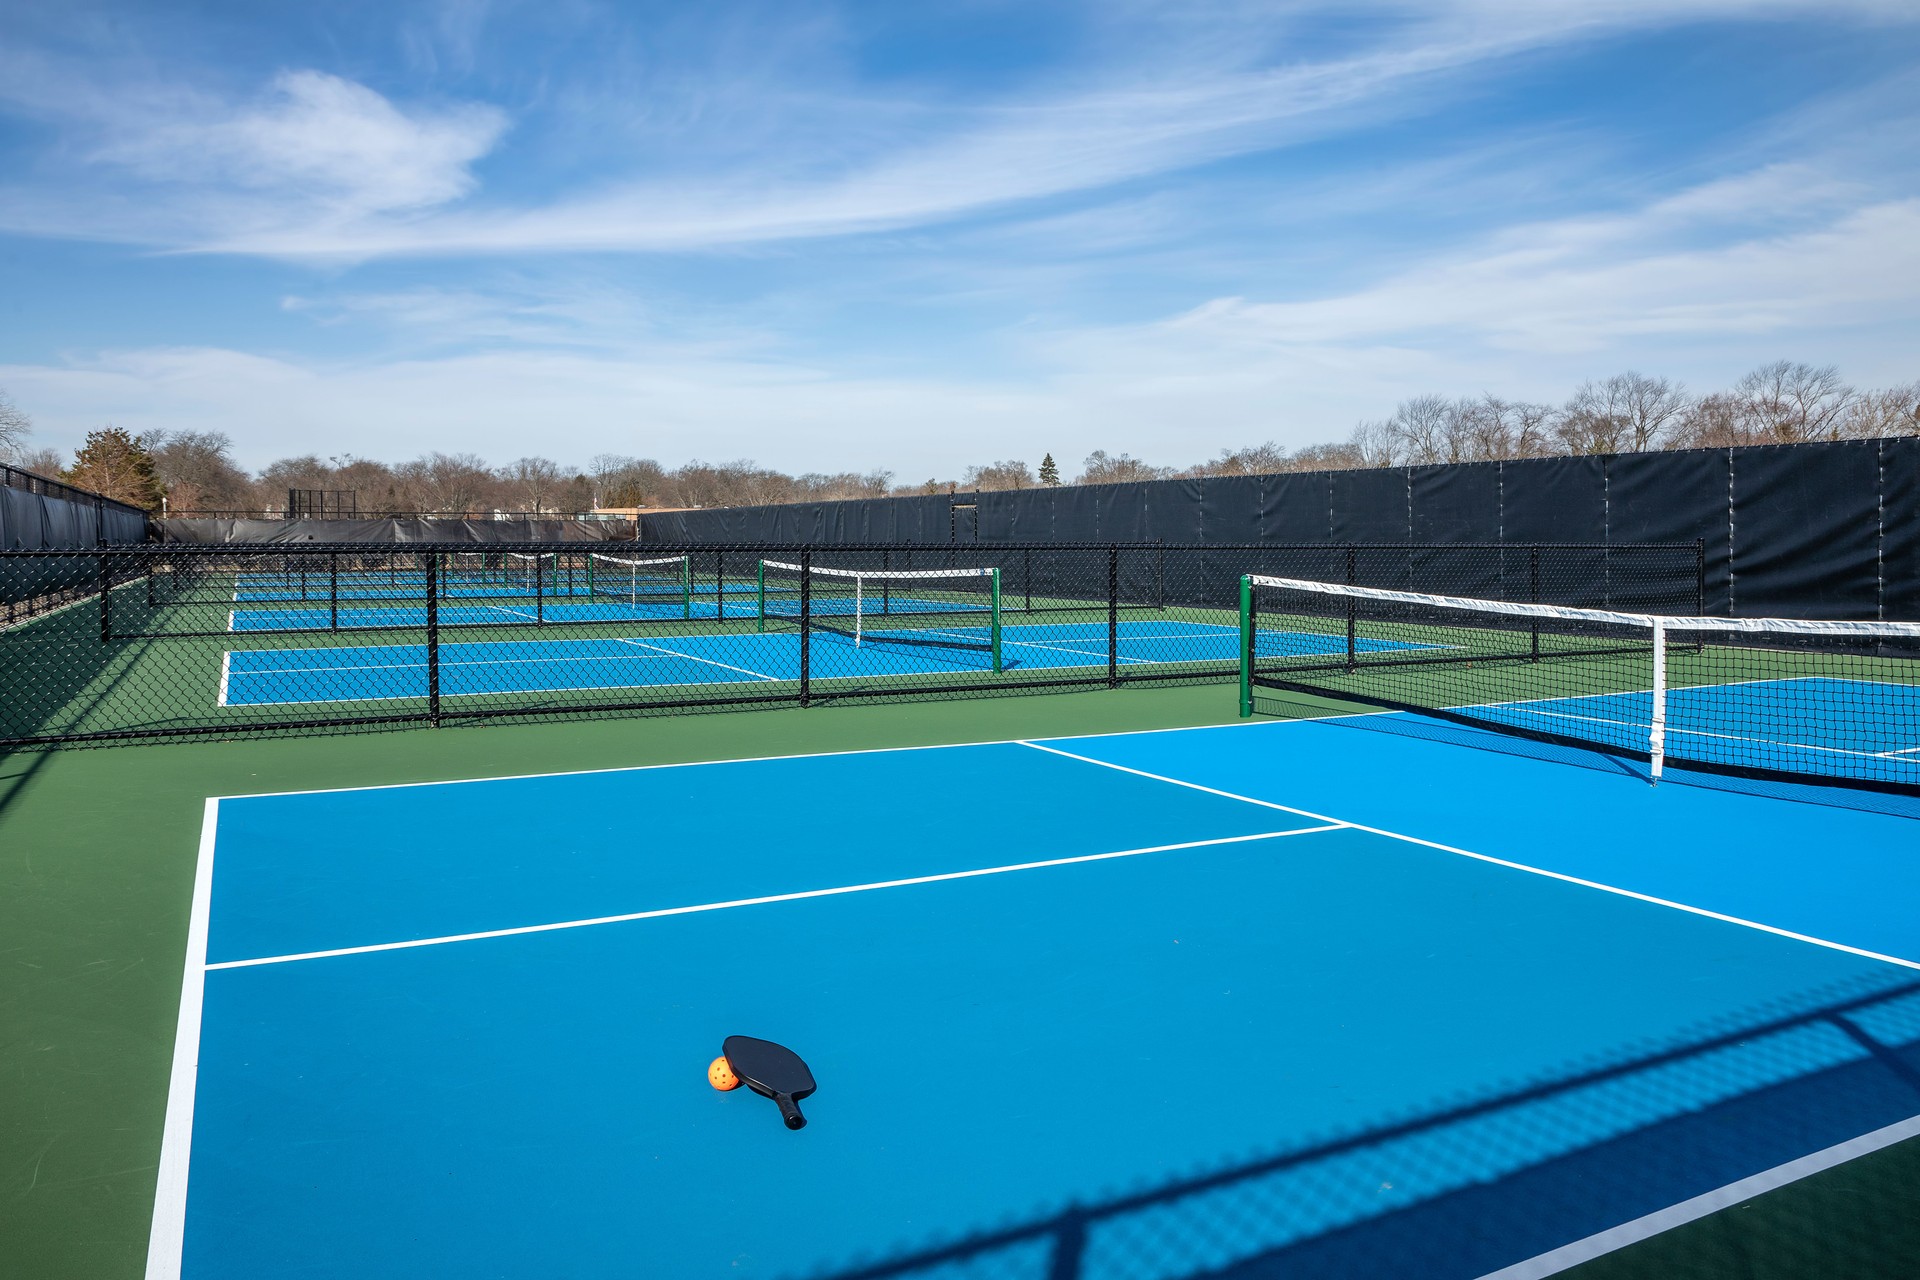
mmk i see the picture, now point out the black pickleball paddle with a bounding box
[722,1036,816,1130]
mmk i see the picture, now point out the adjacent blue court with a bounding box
[148,718,1920,1280]
[216,620,1432,706]
[1475,677,1920,789]
[227,592,990,630]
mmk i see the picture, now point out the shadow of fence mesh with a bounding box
[791,976,1920,1280]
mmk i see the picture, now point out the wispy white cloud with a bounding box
[0,55,505,245]
[10,168,1917,478]
[3,0,1917,480]
[2,0,1908,260]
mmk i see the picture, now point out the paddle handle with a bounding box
[776,1096,807,1130]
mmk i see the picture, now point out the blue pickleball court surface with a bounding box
[149,717,1920,1280]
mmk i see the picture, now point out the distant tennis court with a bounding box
[218,619,1436,706]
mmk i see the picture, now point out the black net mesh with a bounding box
[1244,576,1920,796]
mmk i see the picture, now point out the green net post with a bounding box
[586,554,596,596]
[681,555,692,620]
[1238,574,1253,718]
[990,568,1003,673]
[756,561,766,633]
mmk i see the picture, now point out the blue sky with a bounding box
[2,1,1917,477]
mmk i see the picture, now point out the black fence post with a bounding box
[1107,545,1119,689]
[799,547,812,708]
[1695,539,1708,616]
[1344,546,1357,672]
[425,551,441,726]
[535,552,545,626]
[1023,547,1032,613]
[1529,546,1541,662]
[329,552,339,632]
[98,550,112,643]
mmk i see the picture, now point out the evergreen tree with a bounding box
[1038,452,1060,486]
[64,426,166,510]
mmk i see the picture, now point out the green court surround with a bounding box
[2,684,1914,1279]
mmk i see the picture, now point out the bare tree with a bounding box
[396,452,496,513]
[588,454,668,508]
[0,387,32,462]
[1667,392,1742,449]
[1187,442,1289,477]
[1285,440,1364,471]
[1843,382,1920,438]
[1347,419,1402,468]
[964,460,1035,491]
[146,429,254,512]
[1737,360,1854,442]
[1613,373,1689,450]
[1079,450,1171,484]
[795,470,894,500]
[1387,395,1457,464]
[503,456,565,513]
[15,446,66,476]
[1555,373,1686,455]
[1557,380,1628,454]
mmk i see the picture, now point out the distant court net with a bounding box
[758,560,1003,671]
[1239,575,1920,796]
[587,553,692,615]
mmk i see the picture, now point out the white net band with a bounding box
[1245,575,1920,639]
[761,561,996,582]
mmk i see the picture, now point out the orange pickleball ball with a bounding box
[708,1055,741,1091]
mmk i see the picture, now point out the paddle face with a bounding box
[722,1036,816,1130]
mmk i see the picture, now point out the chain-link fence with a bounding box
[0,541,1704,748]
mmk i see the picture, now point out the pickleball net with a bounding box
[1239,574,1920,795]
[757,560,1003,671]
[586,553,693,614]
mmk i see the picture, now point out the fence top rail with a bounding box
[162,509,638,521]
[22,541,1704,560]
[1,462,151,517]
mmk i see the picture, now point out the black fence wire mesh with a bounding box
[0,541,1703,749]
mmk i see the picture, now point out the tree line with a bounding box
[1,360,1915,513]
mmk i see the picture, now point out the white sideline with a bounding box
[1474,1114,1920,1279]
[143,799,218,1280]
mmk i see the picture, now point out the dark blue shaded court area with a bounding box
[154,719,1920,1279]
[1473,677,1920,789]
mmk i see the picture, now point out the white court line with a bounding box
[1475,1113,1920,1280]
[143,799,218,1280]
[1004,636,1165,665]
[1017,741,1920,973]
[206,826,1346,969]
[216,651,231,707]
[611,635,780,682]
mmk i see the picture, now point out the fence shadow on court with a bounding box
[797,973,1920,1280]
